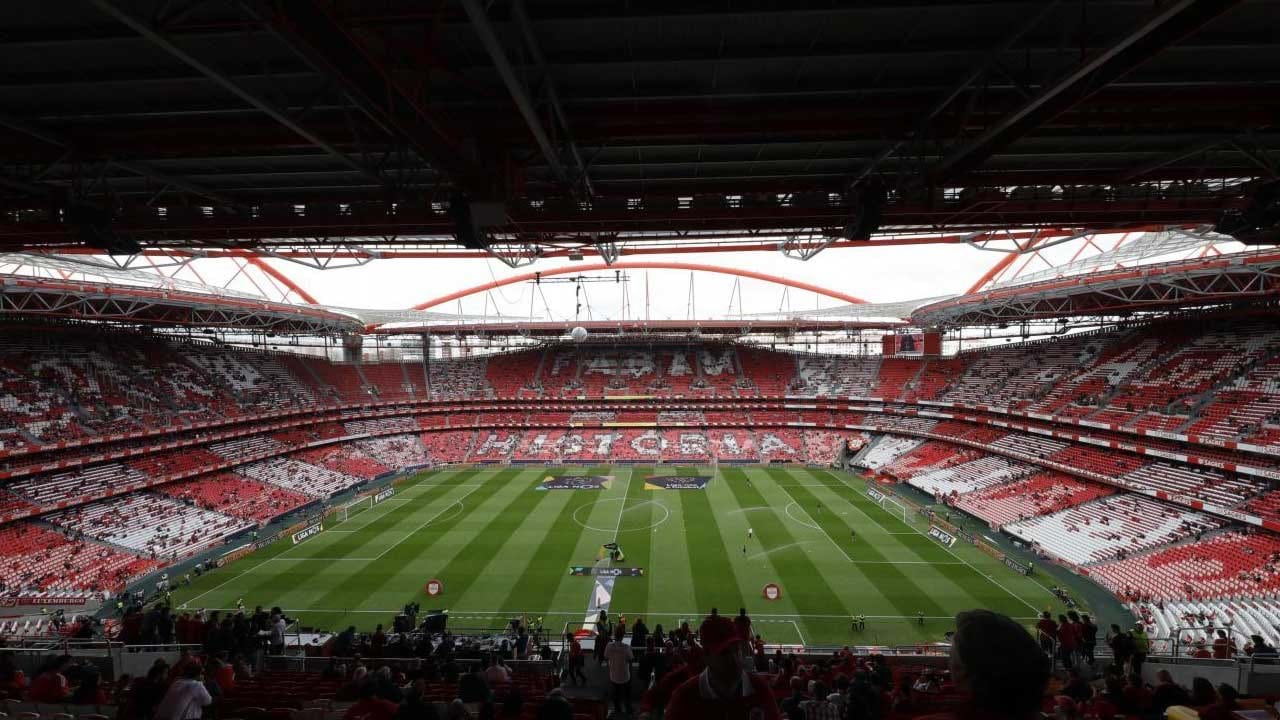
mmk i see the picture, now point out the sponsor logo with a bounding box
[374,487,395,504]
[867,489,886,503]
[568,566,645,577]
[762,583,782,601]
[643,475,712,490]
[425,578,444,597]
[253,532,282,550]
[538,475,613,491]
[927,526,957,548]
[1003,557,1032,576]
[291,522,324,544]
[8,596,88,606]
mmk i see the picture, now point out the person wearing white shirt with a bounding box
[603,630,634,716]
[154,664,212,720]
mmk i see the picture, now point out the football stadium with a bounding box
[2,1,1280,718]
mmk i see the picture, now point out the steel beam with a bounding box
[262,0,488,193]
[458,0,572,193]
[86,0,383,185]
[929,0,1246,183]
[0,111,240,208]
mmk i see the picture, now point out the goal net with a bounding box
[338,495,372,522]
[867,487,908,522]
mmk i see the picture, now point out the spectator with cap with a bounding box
[665,612,782,719]
[916,610,1050,720]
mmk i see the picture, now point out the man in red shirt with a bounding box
[28,655,72,703]
[665,613,781,720]
[1212,630,1237,659]
[1035,611,1058,657]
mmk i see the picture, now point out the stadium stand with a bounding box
[1090,529,1280,601]
[470,431,522,462]
[420,430,476,463]
[0,522,158,594]
[46,492,251,560]
[710,429,759,462]
[756,430,802,462]
[951,472,1115,527]
[1004,494,1223,566]
[802,430,844,465]
[235,457,363,498]
[354,434,431,469]
[904,456,1031,499]
[292,445,391,480]
[155,472,313,523]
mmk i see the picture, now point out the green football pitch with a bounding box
[172,465,1074,648]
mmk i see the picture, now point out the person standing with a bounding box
[154,663,213,720]
[1079,614,1098,665]
[1108,624,1134,672]
[604,627,634,717]
[1131,624,1150,674]
[1035,611,1058,658]
[562,633,587,685]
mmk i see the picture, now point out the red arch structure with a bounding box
[408,261,868,312]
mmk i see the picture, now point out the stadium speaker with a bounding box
[842,183,885,241]
[1215,181,1280,245]
[66,203,141,255]
[449,194,508,250]
[422,611,448,634]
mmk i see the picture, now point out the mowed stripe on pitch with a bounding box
[677,466,746,615]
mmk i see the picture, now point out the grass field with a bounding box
[171,465,1075,648]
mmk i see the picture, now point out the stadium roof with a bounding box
[0,0,1277,258]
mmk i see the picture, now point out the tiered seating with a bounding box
[757,430,802,462]
[1049,445,1147,478]
[343,416,418,435]
[611,429,664,461]
[473,411,529,425]
[485,350,545,397]
[879,440,967,477]
[272,421,345,445]
[428,356,491,400]
[544,350,583,396]
[874,359,918,400]
[420,430,475,463]
[183,343,315,409]
[905,456,1030,499]
[127,447,224,478]
[737,346,794,395]
[696,347,741,396]
[651,349,696,394]
[47,492,250,559]
[354,434,431,469]
[657,409,706,424]
[860,435,925,470]
[1119,462,1266,508]
[802,431,843,465]
[988,433,1069,459]
[293,445,391,479]
[1005,494,1222,565]
[942,333,1107,407]
[0,523,158,594]
[470,431,522,461]
[710,430,758,461]
[236,457,362,498]
[909,357,969,400]
[952,472,1114,527]
[930,420,1007,444]
[1091,530,1280,601]
[0,487,35,516]
[156,472,312,522]
[209,434,287,461]
[513,430,566,461]
[1189,353,1280,440]
[559,430,616,462]
[8,462,148,507]
[661,430,710,462]
[790,355,877,397]
[359,362,415,399]
[1136,598,1280,648]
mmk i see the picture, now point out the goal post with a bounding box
[339,495,372,523]
[866,487,908,522]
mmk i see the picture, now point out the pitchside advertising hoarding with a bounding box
[927,525,958,548]
[643,475,712,490]
[538,475,613,490]
[292,522,324,544]
[867,488,886,503]
[374,487,395,503]
[568,566,645,577]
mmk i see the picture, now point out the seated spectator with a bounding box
[344,683,400,720]
[665,613,782,719]
[1059,668,1091,703]
[28,654,73,703]
[1088,677,1125,720]
[918,610,1050,720]
[1189,677,1218,707]
[0,651,28,696]
[536,688,574,720]
[154,663,212,720]
[70,667,109,705]
[1198,683,1240,720]
[484,654,512,686]
[1150,669,1191,715]
[1122,673,1152,714]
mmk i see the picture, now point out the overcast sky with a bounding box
[250,242,1001,321]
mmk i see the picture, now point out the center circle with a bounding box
[573,497,671,533]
